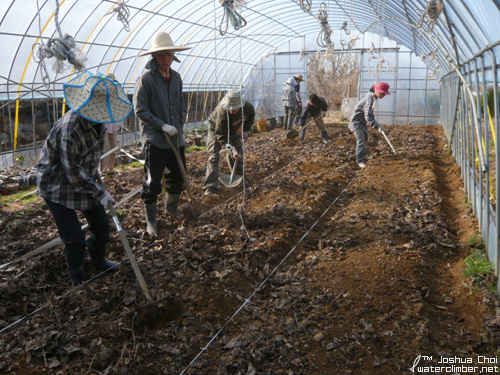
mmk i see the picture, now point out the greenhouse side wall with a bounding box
[440,46,500,287]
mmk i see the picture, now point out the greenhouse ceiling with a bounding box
[0,0,499,101]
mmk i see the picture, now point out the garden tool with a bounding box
[221,145,243,187]
[286,116,318,139]
[379,128,397,154]
[163,133,202,220]
[97,174,153,304]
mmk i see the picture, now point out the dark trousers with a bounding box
[142,141,185,204]
[45,199,110,272]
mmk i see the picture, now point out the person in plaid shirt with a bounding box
[37,71,133,286]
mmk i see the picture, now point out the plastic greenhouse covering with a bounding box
[4,2,500,372]
[0,1,497,164]
[0,0,498,99]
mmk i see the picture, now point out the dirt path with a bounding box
[0,123,498,374]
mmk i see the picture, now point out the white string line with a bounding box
[180,169,361,374]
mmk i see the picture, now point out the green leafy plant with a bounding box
[186,145,205,153]
[15,154,25,168]
[464,250,493,279]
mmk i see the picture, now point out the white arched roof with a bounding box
[0,0,499,100]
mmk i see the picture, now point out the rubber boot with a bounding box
[88,243,120,273]
[144,202,158,237]
[68,266,87,286]
[300,131,305,142]
[165,193,182,218]
[321,130,328,144]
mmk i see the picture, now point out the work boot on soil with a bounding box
[68,266,87,286]
[321,130,328,144]
[144,202,158,237]
[165,193,182,218]
[88,245,120,272]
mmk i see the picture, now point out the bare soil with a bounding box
[1,119,499,374]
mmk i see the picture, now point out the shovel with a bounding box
[221,156,243,188]
[379,128,397,154]
[97,174,153,304]
[163,133,202,220]
[286,116,318,139]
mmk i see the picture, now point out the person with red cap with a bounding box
[348,82,390,168]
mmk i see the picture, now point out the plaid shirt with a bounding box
[36,110,107,210]
[348,92,381,131]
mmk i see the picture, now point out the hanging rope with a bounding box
[105,0,131,32]
[417,0,444,31]
[219,0,247,36]
[317,2,333,49]
[298,0,312,12]
[34,0,86,78]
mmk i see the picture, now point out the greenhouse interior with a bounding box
[1,0,500,373]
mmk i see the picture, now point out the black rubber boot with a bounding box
[144,202,158,237]
[68,266,87,286]
[165,193,182,218]
[300,131,305,142]
[321,130,328,144]
[87,240,120,272]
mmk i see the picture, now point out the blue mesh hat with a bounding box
[63,71,133,123]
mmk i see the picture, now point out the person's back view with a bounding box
[281,77,298,131]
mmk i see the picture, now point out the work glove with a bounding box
[162,124,178,137]
[99,190,115,208]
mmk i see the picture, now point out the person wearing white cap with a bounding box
[36,71,133,285]
[202,89,255,196]
[133,31,191,237]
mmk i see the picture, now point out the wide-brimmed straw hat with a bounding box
[221,90,245,111]
[293,74,304,82]
[138,31,191,62]
[373,82,391,95]
[63,71,133,124]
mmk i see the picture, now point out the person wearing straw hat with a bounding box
[133,31,191,237]
[202,89,255,196]
[36,71,133,286]
[348,82,390,169]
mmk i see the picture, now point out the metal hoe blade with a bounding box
[97,174,153,303]
[221,158,243,188]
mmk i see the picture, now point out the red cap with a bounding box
[373,82,391,95]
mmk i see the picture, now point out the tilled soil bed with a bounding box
[1,120,499,374]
